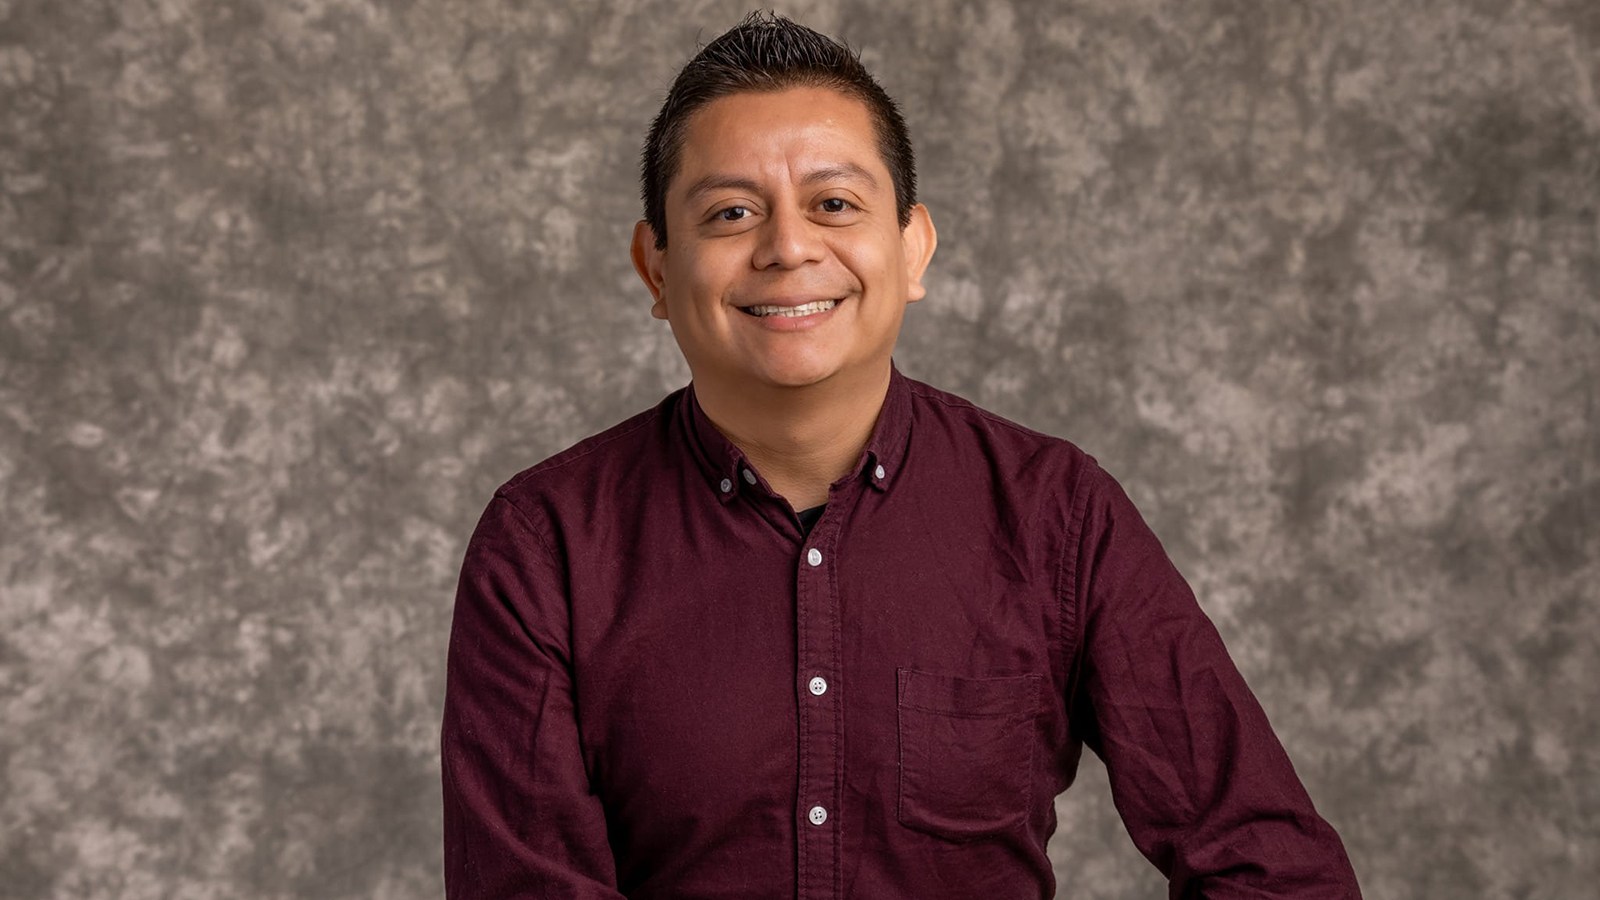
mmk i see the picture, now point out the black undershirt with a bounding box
[796,503,826,536]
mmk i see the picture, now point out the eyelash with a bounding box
[713,198,856,222]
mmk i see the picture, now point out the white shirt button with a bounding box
[808,676,827,696]
[807,805,828,826]
[719,477,733,493]
[742,468,757,485]
[874,463,886,479]
[807,547,822,567]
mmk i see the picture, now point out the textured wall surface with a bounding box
[2,0,1596,897]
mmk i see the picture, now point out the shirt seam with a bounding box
[492,489,559,561]
[1057,457,1095,708]
[488,489,602,798]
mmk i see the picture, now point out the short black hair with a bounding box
[639,9,917,250]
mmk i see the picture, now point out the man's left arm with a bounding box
[1063,459,1363,898]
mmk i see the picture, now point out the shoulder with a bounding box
[903,373,1104,493]
[490,387,683,518]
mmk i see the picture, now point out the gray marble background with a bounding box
[2,0,1596,897]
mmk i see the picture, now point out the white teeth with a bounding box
[747,299,839,318]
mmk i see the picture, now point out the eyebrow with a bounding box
[683,162,881,204]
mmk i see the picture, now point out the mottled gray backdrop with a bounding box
[2,0,1596,897]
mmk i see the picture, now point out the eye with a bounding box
[819,197,855,214]
[714,205,750,222]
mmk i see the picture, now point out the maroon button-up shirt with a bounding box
[441,360,1362,899]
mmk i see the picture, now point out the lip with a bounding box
[736,296,846,332]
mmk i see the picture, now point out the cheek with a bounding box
[672,244,741,292]
[664,269,744,338]
[838,237,902,294]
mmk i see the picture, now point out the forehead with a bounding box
[672,86,884,195]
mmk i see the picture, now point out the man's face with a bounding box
[632,86,936,391]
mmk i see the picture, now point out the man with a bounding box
[441,10,1362,900]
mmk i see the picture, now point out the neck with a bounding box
[694,362,891,512]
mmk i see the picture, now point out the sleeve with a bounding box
[1064,461,1363,899]
[441,493,627,899]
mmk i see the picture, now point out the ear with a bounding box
[630,220,670,319]
[900,203,937,304]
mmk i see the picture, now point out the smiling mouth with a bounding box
[738,298,844,318]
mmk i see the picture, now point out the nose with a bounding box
[751,200,825,270]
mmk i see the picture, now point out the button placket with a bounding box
[795,510,841,899]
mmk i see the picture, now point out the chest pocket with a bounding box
[895,667,1042,842]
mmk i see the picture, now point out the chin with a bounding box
[749,355,844,389]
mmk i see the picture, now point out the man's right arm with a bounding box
[441,493,626,899]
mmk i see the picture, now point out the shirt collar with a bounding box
[682,358,913,505]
